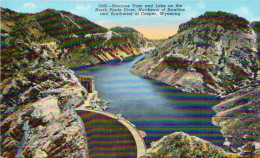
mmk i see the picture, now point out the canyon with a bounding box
[1,8,259,158]
[1,7,150,68]
[131,11,260,157]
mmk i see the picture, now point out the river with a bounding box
[72,54,225,148]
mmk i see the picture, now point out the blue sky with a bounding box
[2,0,260,39]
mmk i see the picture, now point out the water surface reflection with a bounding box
[72,55,224,148]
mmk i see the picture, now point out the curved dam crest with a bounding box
[76,108,146,158]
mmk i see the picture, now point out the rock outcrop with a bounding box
[131,11,259,95]
[0,7,149,157]
[1,37,89,157]
[212,85,260,157]
[141,132,237,158]
[131,11,260,157]
[1,7,149,68]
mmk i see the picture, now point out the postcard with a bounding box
[1,0,259,157]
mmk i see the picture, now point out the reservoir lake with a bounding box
[72,54,225,148]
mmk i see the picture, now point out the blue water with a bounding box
[72,55,224,148]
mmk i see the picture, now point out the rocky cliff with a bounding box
[142,86,260,157]
[1,7,149,68]
[141,132,237,158]
[212,85,260,157]
[0,7,150,157]
[130,11,259,95]
[131,11,260,157]
[1,36,89,157]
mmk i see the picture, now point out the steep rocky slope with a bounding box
[141,86,260,158]
[1,36,89,157]
[141,132,237,158]
[63,26,147,67]
[131,11,260,157]
[0,7,150,157]
[1,7,148,67]
[131,11,259,95]
[213,85,260,157]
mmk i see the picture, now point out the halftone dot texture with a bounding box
[77,110,137,158]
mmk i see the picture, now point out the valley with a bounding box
[73,53,225,149]
[1,7,259,158]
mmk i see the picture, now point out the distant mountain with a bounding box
[1,7,149,67]
[131,11,259,95]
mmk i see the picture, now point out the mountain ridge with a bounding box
[1,8,259,157]
[131,11,259,96]
[1,7,151,67]
[131,11,260,157]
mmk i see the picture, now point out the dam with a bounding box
[76,108,146,158]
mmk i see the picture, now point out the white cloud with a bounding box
[23,3,37,10]
[234,6,260,22]
[251,17,260,22]
[70,5,91,16]
[75,5,91,11]
[197,2,206,9]
[234,7,251,17]
[184,6,200,19]
[240,7,249,15]
[234,7,256,21]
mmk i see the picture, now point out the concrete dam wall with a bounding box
[76,110,141,158]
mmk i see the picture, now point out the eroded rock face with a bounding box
[1,40,88,157]
[141,132,236,158]
[131,11,259,95]
[212,85,260,157]
[131,11,260,157]
[58,89,85,111]
[21,105,87,158]
[1,8,150,68]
